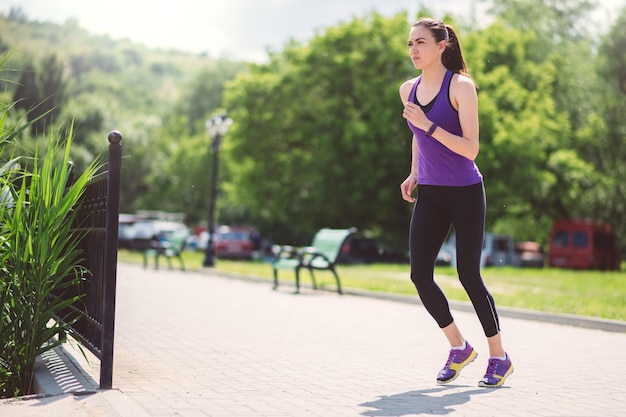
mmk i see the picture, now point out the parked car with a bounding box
[337,236,409,264]
[481,233,518,267]
[214,226,257,260]
[548,219,620,270]
[435,249,453,266]
[515,241,545,268]
[436,234,455,266]
[444,232,519,268]
[187,230,209,251]
[118,213,143,249]
[337,236,381,264]
[128,220,189,251]
[377,245,410,263]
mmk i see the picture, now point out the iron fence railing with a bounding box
[54,131,122,389]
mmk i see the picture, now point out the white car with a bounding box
[441,232,520,268]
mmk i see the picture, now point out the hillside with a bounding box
[0,11,237,131]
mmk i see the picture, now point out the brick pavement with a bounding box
[2,262,626,416]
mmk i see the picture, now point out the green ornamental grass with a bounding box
[0,128,100,398]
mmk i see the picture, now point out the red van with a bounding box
[548,219,620,270]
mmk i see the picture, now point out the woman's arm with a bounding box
[399,79,419,202]
[400,136,419,203]
[402,74,480,161]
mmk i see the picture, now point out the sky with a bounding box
[0,0,623,62]
[0,0,481,61]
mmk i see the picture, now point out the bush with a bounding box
[0,55,100,398]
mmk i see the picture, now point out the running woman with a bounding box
[399,18,514,388]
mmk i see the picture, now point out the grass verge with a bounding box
[119,249,626,322]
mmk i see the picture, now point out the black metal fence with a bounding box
[55,131,122,389]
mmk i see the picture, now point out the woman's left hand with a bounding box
[403,101,430,131]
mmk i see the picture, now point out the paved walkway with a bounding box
[2,262,626,416]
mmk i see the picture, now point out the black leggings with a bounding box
[409,182,500,337]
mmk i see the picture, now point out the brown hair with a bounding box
[413,18,468,75]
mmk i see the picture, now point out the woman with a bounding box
[399,18,513,388]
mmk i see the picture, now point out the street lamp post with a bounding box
[203,113,232,267]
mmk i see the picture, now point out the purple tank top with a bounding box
[407,70,482,186]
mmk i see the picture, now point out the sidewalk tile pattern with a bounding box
[2,263,626,417]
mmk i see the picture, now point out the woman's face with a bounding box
[407,25,444,70]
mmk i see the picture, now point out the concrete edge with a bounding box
[344,286,626,333]
[33,343,98,396]
[208,268,626,333]
[32,343,152,417]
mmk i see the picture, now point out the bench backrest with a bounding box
[165,228,190,253]
[310,228,356,264]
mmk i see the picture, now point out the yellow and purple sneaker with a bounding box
[436,342,478,384]
[478,353,514,388]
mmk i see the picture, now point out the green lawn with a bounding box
[120,249,626,322]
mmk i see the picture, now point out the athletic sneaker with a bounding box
[436,341,478,384]
[478,353,514,388]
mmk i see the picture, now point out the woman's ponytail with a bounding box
[441,25,467,74]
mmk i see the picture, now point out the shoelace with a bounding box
[445,349,465,367]
[484,358,499,377]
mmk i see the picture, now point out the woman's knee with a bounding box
[409,266,435,289]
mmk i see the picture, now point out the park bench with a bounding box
[272,227,356,294]
[143,227,190,270]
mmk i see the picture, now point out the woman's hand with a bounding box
[403,101,430,131]
[400,175,417,203]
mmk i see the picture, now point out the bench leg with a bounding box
[330,267,342,295]
[272,268,279,290]
[308,268,318,289]
[295,266,302,293]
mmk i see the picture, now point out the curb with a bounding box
[208,269,626,333]
[33,343,98,396]
[31,344,152,417]
[344,286,626,333]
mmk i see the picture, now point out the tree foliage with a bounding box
[223,12,414,245]
[0,10,225,215]
[2,2,626,255]
[220,0,626,251]
[13,54,66,135]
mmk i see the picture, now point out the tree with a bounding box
[486,0,597,45]
[220,8,608,248]
[174,60,242,135]
[575,5,626,251]
[13,54,66,134]
[461,23,574,241]
[12,59,38,116]
[459,1,618,244]
[223,12,415,246]
[488,0,601,132]
[132,115,212,225]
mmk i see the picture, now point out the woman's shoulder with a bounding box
[450,72,477,91]
[400,76,420,91]
[399,76,420,102]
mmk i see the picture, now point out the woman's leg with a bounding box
[409,186,456,329]
[486,333,505,358]
[441,321,464,347]
[411,185,480,385]
[451,182,505,356]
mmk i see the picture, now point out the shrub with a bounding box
[0,54,100,397]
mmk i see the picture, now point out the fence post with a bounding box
[100,130,122,389]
